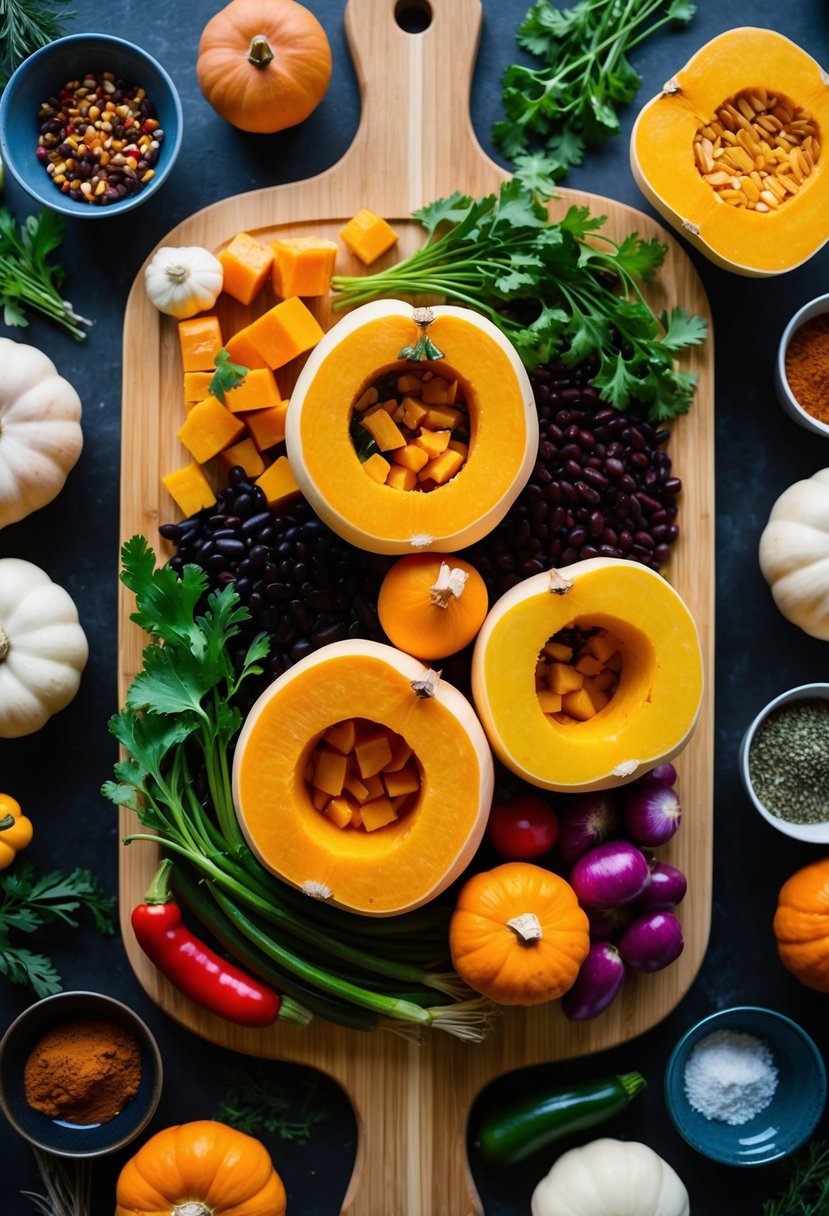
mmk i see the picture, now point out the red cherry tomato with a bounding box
[487,796,559,860]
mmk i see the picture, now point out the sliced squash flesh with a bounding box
[233,640,494,915]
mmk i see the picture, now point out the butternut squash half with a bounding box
[232,639,494,915]
[631,28,829,276]
[471,559,703,793]
[284,300,538,554]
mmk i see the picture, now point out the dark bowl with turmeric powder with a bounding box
[0,990,162,1158]
[776,293,829,436]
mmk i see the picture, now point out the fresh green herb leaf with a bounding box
[0,206,90,339]
[497,0,696,183]
[0,0,75,81]
[214,1065,329,1143]
[762,1139,829,1216]
[0,862,115,996]
[331,179,707,420]
[209,348,248,402]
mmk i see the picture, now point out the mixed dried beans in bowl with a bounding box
[36,71,164,205]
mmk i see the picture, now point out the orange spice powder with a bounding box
[24,1017,141,1125]
[785,314,829,425]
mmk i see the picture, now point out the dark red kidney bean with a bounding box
[663,477,682,495]
[589,511,604,536]
[582,467,608,491]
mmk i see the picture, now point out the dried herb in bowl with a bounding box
[748,699,829,825]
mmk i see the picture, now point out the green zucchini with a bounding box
[475,1071,646,1165]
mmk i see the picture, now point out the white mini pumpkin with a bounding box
[759,467,829,639]
[144,245,224,318]
[531,1138,690,1216]
[0,338,83,530]
[0,559,88,738]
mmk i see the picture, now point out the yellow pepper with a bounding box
[0,793,33,869]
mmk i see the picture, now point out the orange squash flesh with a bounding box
[285,301,538,554]
[232,640,495,915]
[631,28,829,275]
[471,558,703,793]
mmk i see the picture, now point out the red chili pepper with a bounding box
[131,860,281,1028]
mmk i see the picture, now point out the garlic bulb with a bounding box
[144,246,223,318]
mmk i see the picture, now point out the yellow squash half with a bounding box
[631,28,829,276]
[232,639,494,915]
[471,559,703,793]
[284,300,538,553]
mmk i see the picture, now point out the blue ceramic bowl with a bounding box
[0,33,182,218]
[665,1006,826,1167]
[0,990,163,1157]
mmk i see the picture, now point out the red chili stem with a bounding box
[132,859,293,1029]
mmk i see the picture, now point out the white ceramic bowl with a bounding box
[739,683,829,843]
[775,294,829,437]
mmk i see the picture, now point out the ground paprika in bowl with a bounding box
[0,990,162,1157]
[776,293,829,436]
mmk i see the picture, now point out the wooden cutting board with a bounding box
[119,1,714,1211]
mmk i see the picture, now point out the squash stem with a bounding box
[247,34,274,68]
[429,563,468,609]
[0,623,8,661]
[507,912,543,944]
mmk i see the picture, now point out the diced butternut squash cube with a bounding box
[217,437,266,479]
[354,387,380,412]
[420,377,450,405]
[382,762,420,798]
[340,208,399,265]
[386,465,418,491]
[605,651,623,673]
[396,373,423,394]
[270,236,338,298]
[360,796,398,832]
[384,739,413,772]
[255,455,300,508]
[562,687,599,722]
[417,448,464,485]
[312,786,330,810]
[313,748,348,797]
[344,771,370,803]
[448,438,468,458]
[162,462,216,516]
[401,395,429,429]
[178,396,245,463]
[226,327,270,370]
[363,453,391,484]
[325,720,357,754]
[362,398,398,419]
[391,443,430,473]
[355,732,394,779]
[590,689,610,713]
[178,316,223,372]
[223,368,282,413]
[415,428,451,459]
[548,664,585,695]
[424,404,464,430]
[587,669,617,695]
[361,409,406,451]
[360,773,385,801]
[325,796,355,829]
[219,232,274,305]
[246,297,325,370]
[544,641,574,662]
[585,630,619,664]
[575,654,604,677]
[184,371,213,404]
[244,401,289,451]
[537,689,563,714]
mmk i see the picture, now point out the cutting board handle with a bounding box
[336,0,504,213]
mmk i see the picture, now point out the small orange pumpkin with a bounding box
[773,857,829,992]
[197,0,332,135]
[377,554,489,660]
[449,862,590,1006]
[114,1120,286,1216]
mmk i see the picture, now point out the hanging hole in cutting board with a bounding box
[395,0,432,34]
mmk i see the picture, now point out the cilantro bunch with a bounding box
[331,179,707,421]
[497,0,696,188]
[0,207,92,340]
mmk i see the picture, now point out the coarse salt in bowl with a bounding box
[664,1006,826,1166]
[739,683,829,844]
[775,294,829,437]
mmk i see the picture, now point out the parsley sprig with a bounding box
[497,0,696,187]
[0,207,92,340]
[331,179,707,420]
[0,862,115,997]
